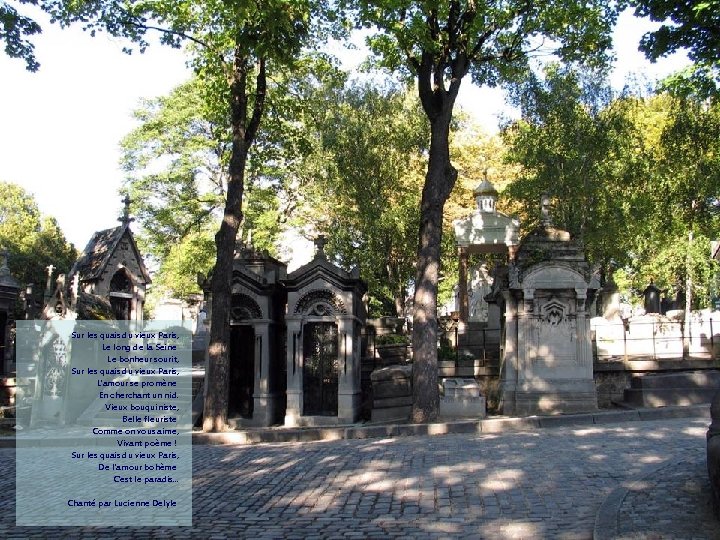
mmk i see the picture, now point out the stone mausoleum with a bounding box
[226,244,287,427]
[498,194,600,415]
[204,237,367,428]
[284,238,367,427]
[66,196,150,321]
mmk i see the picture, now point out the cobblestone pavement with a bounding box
[0,418,716,539]
[615,451,720,539]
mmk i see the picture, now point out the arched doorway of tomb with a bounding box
[302,322,339,416]
[228,293,262,419]
[228,324,255,418]
[109,269,133,320]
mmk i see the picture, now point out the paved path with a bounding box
[1,417,717,539]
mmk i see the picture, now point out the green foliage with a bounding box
[354,0,617,87]
[296,81,427,316]
[630,232,719,309]
[120,54,347,299]
[502,64,637,267]
[121,77,228,262]
[631,0,720,97]
[376,333,410,345]
[502,64,720,308]
[121,72,312,298]
[0,181,77,290]
[1,0,42,71]
[150,229,215,301]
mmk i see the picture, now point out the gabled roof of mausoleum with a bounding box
[232,242,287,288]
[285,255,365,292]
[285,237,366,294]
[69,224,151,284]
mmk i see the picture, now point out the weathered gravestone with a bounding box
[370,364,412,423]
[440,378,486,419]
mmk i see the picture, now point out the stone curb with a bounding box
[593,456,692,540]
[192,404,710,446]
[0,404,707,449]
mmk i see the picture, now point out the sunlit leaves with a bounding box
[297,81,428,315]
[630,0,720,96]
[502,64,720,307]
[0,181,77,290]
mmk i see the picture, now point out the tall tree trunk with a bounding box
[388,261,406,317]
[203,53,266,432]
[394,291,405,318]
[202,147,247,431]
[411,110,457,423]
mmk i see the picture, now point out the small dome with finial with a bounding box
[473,171,498,213]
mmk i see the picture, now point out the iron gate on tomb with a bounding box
[303,322,338,416]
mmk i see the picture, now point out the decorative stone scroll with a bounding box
[294,289,347,316]
[230,293,263,321]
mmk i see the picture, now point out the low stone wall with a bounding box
[594,371,632,408]
[370,365,412,423]
[594,359,720,408]
[592,310,720,361]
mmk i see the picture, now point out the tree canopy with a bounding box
[296,82,427,317]
[348,0,619,422]
[1,0,42,71]
[502,65,720,308]
[0,181,77,293]
[630,0,720,97]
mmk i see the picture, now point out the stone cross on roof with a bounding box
[314,235,327,259]
[45,264,55,294]
[119,194,134,226]
[540,192,553,226]
[0,248,8,273]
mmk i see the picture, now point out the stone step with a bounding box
[624,387,719,408]
[438,362,498,378]
[630,370,720,390]
[622,370,720,408]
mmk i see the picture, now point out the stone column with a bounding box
[251,322,272,426]
[575,289,592,368]
[284,320,303,427]
[458,247,469,323]
[500,290,518,414]
[518,290,534,382]
[337,317,359,423]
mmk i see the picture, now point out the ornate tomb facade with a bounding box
[452,176,520,363]
[65,196,150,321]
[453,176,520,323]
[499,194,600,415]
[0,250,20,376]
[283,238,367,427]
[226,244,287,427]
